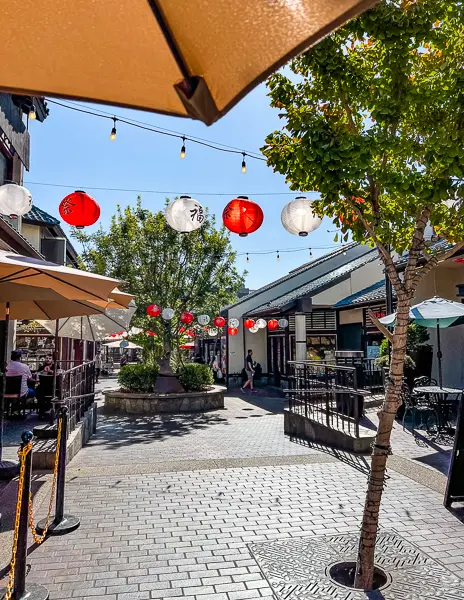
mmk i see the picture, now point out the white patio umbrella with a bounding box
[379,296,464,387]
[103,341,142,349]
[39,302,137,342]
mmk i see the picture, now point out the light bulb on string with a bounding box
[28,103,36,120]
[246,253,250,263]
[343,246,347,256]
[110,117,117,141]
[276,251,280,261]
[241,153,247,174]
[180,136,186,159]
[309,248,313,258]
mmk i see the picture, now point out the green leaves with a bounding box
[262,0,464,256]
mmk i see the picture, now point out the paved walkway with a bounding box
[0,386,463,600]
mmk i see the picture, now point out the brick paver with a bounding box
[1,390,463,600]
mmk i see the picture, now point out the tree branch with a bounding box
[413,241,464,287]
[368,309,394,343]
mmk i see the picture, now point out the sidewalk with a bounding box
[1,388,463,599]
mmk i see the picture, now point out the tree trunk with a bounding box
[354,295,410,590]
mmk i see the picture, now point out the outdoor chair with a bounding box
[4,375,26,418]
[403,381,437,434]
[37,374,62,417]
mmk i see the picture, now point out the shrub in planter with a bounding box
[179,363,214,392]
[118,363,159,393]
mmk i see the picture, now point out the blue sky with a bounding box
[25,82,339,289]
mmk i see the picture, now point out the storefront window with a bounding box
[306,335,336,362]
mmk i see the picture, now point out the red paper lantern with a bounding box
[244,319,255,329]
[59,190,100,229]
[146,304,161,317]
[228,327,238,336]
[222,196,264,237]
[180,311,194,324]
[213,316,226,328]
[147,331,156,337]
[267,319,279,330]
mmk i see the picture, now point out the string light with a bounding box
[309,248,313,258]
[180,136,186,159]
[343,247,347,255]
[241,153,247,174]
[276,251,280,261]
[246,253,250,263]
[46,98,265,163]
[28,103,36,120]
[110,117,117,141]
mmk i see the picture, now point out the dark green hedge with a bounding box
[118,363,159,393]
[179,363,214,392]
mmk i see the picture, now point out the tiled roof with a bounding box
[225,242,360,310]
[334,280,395,308]
[0,216,44,258]
[245,249,377,315]
[23,206,60,226]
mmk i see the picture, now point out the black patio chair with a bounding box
[36,374,62,417]
[4,375,25,418]
[403,380,437,433]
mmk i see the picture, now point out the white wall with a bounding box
[21,223,41,251]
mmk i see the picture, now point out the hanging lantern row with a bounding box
[164,195,322,238]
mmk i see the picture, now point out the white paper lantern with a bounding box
[0,183,32,218]
[281,196,322,237]
[198,314,210,326]
[162,307,175,320]
[208,327,218,337]
[165,196,205,233]
[278,318,289,329]
[228,317,239,328]
[249,325,260,333]
[256,318,267,329]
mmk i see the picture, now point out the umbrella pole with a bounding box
[53,319,59,399]
[437,321,443,388]
[0,302,9,463]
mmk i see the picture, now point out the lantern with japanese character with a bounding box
[222,196,263,237]
[180,311,194,324]
[146,304,161,317]
[213,316,226,328]
[208,327,218,337]
[165,196,205,233]
[59,190,100,228]
[267,319,279,330]
[278,318,289,329]
[197,314,210,326]
[281,196,322,237]
[228,317,239,328]
[244,319,255,329]
[0,183,32,218]
[228,327,238,336]
[256,318,267,329]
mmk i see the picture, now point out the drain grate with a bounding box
[248,531,462,599]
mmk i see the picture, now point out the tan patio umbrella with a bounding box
[0,0,378,125]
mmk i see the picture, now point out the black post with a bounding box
[0,431,49,600]
[436,321,443,389]
[0,302,19,478]
[36,406,80,536]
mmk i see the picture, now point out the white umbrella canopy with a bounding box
[39,302,137,342]
[379,296,464,387]
[379,297,464,328]
[103,341,142,349]
[0,251,122,303]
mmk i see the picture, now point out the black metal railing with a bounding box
[335,356,384,392]
[60,362,96,431]
[287,361,364,438]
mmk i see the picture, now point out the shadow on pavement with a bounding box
[87,410,230,450]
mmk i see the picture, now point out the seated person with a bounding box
[6,350,35,401]
[38,354,55,374]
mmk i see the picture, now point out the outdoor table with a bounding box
[414,386,462,434]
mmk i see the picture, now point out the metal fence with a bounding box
[335,356,384,392]
[60,362,96,432]
[287,361,365,438]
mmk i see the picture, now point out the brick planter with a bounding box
[103,386,224,415]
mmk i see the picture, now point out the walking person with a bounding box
[241,349,255,393]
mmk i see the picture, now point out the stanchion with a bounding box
[0,431,49,600]
[36,406,80,536]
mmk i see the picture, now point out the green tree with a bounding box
[74,197,244,361]
[262,0,464,590]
